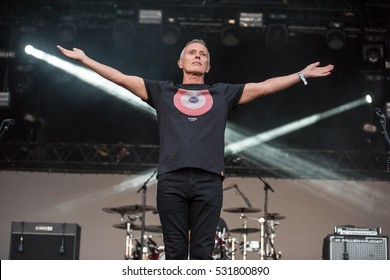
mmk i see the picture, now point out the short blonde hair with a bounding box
[179,39,210,62]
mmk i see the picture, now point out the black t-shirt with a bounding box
[144,79,244,176]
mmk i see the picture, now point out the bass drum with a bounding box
[157,246,165,260]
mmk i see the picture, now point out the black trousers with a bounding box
[157,168,223,260]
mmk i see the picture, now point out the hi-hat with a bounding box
[103,204,157,216]
[230,228,260,234]
[266,213,286,220]
[113,223,162,233]
[223,207,261,213]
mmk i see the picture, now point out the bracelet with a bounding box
[297,72,308,85]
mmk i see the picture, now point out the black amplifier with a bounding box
[9,221,81,260]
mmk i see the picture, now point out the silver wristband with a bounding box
[297,72,308,85]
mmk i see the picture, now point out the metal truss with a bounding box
[1,0,389,30]
[0,142,388,181]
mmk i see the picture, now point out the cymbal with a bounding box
[266,213,286,220]
[102,204,157,216]
[113,223,162,233]
[223,207,262,213]
[230,227,260,234]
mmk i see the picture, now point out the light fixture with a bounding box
[386,102,390,118]
[362,123,377,133]
[221,26,240,47]
[56,22,77,43]
[139,10,162,24]
[266,24,288,53]
[363,71,385,82]
[239,12,263,28]
[112,19,135,49]
[363,44,384,64]
[161,24,181,45]
[326,29,346,50]
[0,91,10,108]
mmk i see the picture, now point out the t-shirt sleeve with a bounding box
[143,79,161,109]
[221,83,245,111]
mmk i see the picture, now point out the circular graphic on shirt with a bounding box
[173,88,213,116]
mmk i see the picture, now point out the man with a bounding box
[57,39,333,260]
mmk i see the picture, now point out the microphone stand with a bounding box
[374,108,390,173]
[234,185,252,208]
[137,169,157,260]
[258,176,278,260]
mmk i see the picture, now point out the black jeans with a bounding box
[157,168,223,260]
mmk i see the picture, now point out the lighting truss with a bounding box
[0,142,388,180]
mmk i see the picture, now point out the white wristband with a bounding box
[297,72,308,85]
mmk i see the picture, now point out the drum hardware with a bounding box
[102,205,157,216]
[113,223,162,233]
[223,207,262,213]
[239,240,260,253]
[223,206,262,260]
[135,169,157,260]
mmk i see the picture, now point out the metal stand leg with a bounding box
[259,217,266,260]
[231,238,236,260]
[125,222,134,260]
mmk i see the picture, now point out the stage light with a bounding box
[0,50,16,58]
[56,22,77,43]
[326,29,345,50]
[266,24,288,53]
[113,19,135,49]
[161,24,180,45]
[239,12,263,28]
[139,9,162,24]
[365,94,372,104]
[362,123,377,133]
[363,44,384,64]
[221,26,240,47]
[0,91,10,108]
[386,102,390,118]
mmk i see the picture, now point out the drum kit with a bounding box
[213,207,285,260]
[103,176,284,261]
[102,204,164,260]
[103,204,285,260]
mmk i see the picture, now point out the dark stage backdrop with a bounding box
[1,23,387,153]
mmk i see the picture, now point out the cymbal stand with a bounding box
[258,177,278,260]
[230,237,237,260]
[240,213,248,260]
[136,170,157,260]
[259,217,266,260]
[266,219,279,259]
[125,221,134,260]
[123,215,140,260]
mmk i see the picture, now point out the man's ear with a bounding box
[206,64,211,73]
[177,59,183,69]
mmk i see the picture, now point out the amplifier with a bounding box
[322,234,389,260]
[335,225,381,236]
[9,221,81,260]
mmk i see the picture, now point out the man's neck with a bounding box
[182,73,205,84]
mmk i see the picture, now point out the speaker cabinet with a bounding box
[322,234,389,260]
[9,221,81,260]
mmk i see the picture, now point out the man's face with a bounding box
[178,42,210,75]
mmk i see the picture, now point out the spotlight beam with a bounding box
[24,45,156,117]
[225,97,368,155]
